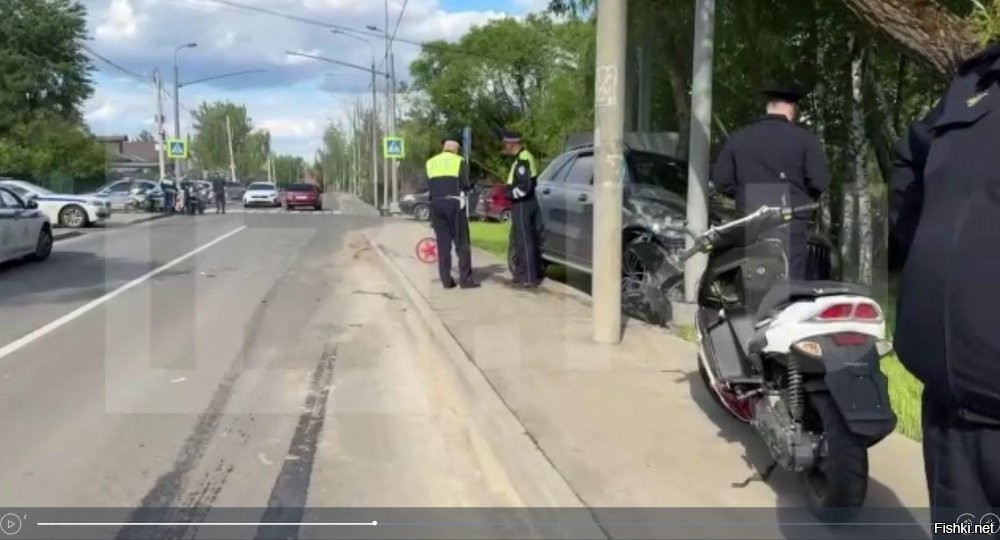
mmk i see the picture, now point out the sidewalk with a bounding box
[365,219,928,511]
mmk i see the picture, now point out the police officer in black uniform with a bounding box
[890,42,1000,523]
[425,138,479,290]
[711,84,830,281]
[212,177,226,214]
[500,129,543,289]
[161,176,177,214]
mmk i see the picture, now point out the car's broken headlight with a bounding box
[634,202,685,240]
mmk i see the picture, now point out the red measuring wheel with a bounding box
[415,237,438,264]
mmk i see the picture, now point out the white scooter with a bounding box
[661,203,897,519]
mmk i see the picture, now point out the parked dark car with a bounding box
[284,183,323,211]
[399,189,431,221]
[225,181,246,201]
[536,145,838,322]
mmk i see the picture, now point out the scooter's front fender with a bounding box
[800,335,897,446]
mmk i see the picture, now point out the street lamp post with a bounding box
[330,30,381,209]
[286,51,389,210]
[173,42,197,178]
[367,24,399,215]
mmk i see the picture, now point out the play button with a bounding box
[0,513,21,535]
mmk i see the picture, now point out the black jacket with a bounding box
[712,114,830,213]
[890,42,1000,421]
[212,178,225,195]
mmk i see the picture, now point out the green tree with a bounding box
[0,0,102,186]
[190,101,270,179]
[135,129,156,143]
[0,0,93,132]
[407,14,596,173]
[0,112,105,190]
[271,154,305,186]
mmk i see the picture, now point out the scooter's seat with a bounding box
[755,279,871,321]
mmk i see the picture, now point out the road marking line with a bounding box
[0,226,247,361]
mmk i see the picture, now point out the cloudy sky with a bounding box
[81,0,550,159]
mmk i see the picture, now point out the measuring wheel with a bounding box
[416,237,438,264]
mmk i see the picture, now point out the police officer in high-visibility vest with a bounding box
[500,129,543,289]
[425,138,479,290]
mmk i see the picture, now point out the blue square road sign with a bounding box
[166,139,188,159]
[383,137,405,159]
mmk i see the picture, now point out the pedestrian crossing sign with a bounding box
[166,139,188,159]
[383,136,405,159]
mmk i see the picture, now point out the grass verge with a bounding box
[469,221,566,280]
[469,222,924,440]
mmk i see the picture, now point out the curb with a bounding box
[362,231,594,511]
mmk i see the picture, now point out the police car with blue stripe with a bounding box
[0,179,110,229]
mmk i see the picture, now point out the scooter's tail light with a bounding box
[815,303,854,320]
[812,302,882,322]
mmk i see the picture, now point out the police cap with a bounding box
[500,129,522,142]
[762,84,807,104]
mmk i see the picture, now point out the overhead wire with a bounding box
[198,0,518,64]
[82,43,195,114]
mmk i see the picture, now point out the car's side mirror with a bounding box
[25,199,38,209]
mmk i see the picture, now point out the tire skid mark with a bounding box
[253,344,336,540]
[113,271,285,540]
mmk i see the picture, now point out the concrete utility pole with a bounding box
[153,69,167,181]
[591,0,627,345]
[389,51,399,214]
[173,42,197,178]
[225,115,237,183]
[684,0,716,302]
[371,65,380,208]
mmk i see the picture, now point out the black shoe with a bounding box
[443,281,457,290]
[459,281,480,289]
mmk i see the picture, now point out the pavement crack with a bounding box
[351,289,399,301]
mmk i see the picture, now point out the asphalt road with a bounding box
[0,194,527,538]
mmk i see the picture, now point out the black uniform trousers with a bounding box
[430,198,473,287]
[215,192,226,213]
[922,390,1000,535]
[508,198,543,285]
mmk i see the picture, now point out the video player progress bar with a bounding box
[37,521,378,527]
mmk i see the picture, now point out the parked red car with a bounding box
[284,183,323,211]
[476,184,512,222]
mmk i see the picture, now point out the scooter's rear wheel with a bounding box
[800,392,868,520]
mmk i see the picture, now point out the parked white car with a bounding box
[242,182,280,207]
[0,185,53,264]
[0,179,111,229]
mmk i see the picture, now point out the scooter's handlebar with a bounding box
[674,202,820,262]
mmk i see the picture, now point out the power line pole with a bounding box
[153,69,167,181]
[684,0,716,302]
[389,51,399,214]
[592,0,627,345]
[173,62,182,178]
[371,65,380,208]
[225,115,237,183]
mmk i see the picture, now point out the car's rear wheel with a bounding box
[499,209,511,222]
[28,225,53,262]
[59,205,89,229]
[413,204,431,221]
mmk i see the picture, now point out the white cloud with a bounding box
[81,0,535,159]
[94,0,143,40]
